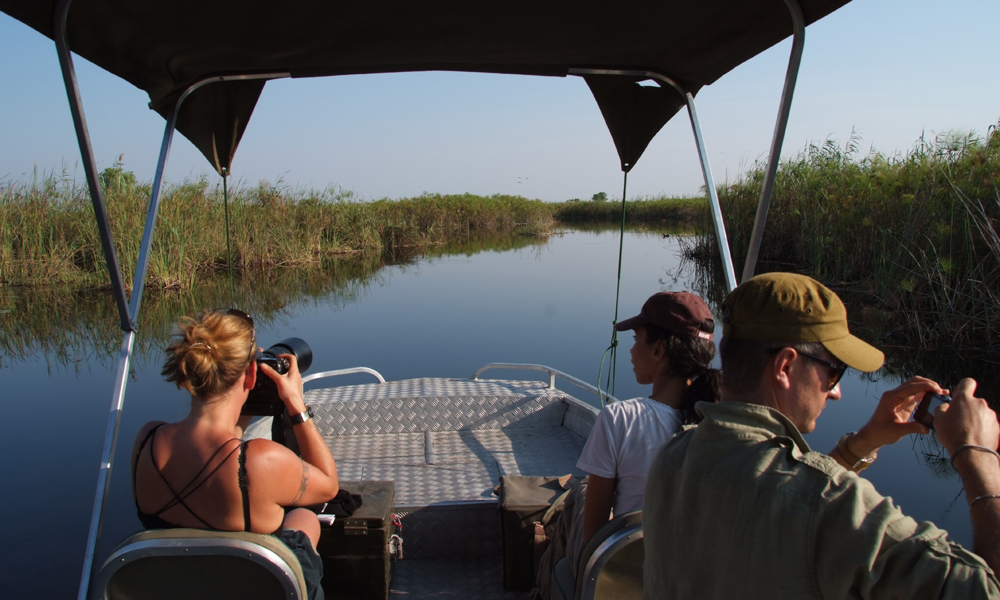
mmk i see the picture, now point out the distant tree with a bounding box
[591,192,607,202]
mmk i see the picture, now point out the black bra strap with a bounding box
[143,425,240,530]
[239,441,251,532]
[132,424,162,500]
[151,443,242,525]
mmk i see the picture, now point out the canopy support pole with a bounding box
[52,4,139,600]
[569,68,738,292]
[56,54,289,597]
[682,92,738,292]
[129,113,178,321]
[53,0,131,332]
[741,0,806,282]
[73,110,177,600]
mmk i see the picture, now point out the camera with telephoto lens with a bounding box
[241,337,313,416]
[913,392,951,430]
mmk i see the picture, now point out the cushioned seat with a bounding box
[551,510,643,600]
[91,529,307,600]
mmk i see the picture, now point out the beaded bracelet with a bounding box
[971,494,1000,508]
[949,444,1000,470]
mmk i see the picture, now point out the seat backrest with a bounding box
[91,529,307,600]
[576,511,643,600]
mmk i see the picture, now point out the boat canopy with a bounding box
[1,0,848,174]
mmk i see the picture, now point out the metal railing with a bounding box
[471,363,619,404]
[302,367,387,385]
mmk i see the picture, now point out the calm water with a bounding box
[0,229,972,598]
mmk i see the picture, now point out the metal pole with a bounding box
[52,4,140,596]
[741,0,806,283]
[53,0,133,333]
[683,93,738,292]
[76,332,135,600]
[129,112,177,320]
[568,67,738,292]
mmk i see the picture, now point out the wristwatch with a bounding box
[836,432,877,472]
[288,406,314,426]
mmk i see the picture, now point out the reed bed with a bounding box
[551,195,708,226]
[688,125,1000,352]
[0,167,552,291]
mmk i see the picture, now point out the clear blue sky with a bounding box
[1,0,997,202]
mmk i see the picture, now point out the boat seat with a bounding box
[91,528,307,600]
[551,510,643,600]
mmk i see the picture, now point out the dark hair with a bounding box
[644,318,720,424]
[162,311,255,398]
[719,338,826,395]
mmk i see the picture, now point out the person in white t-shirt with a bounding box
[536,291,721,599]
[577,290,721,541]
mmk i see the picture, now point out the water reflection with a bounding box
[0,231,551,370]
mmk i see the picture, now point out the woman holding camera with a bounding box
[131,309,337,600]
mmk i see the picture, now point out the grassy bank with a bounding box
[0,168,553,290]
[690,126,1000,352]
[551,195,708,226]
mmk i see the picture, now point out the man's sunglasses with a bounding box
[216,308,256,363]
[797,352,848,390]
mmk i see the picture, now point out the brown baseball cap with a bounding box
[722,272,884,372]
[616,291,714,341]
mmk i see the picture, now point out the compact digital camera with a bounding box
[913,392,951,430]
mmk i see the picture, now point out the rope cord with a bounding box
[596,171,629,406]
[222,169,235,308]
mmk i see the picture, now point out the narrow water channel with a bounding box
[0,228,974,598]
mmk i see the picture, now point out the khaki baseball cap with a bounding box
[722,272,884,372]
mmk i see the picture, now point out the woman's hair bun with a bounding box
[162,311,255,398]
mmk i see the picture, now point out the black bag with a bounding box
[317,481,396,600]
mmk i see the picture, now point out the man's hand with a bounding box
[850,377,941,458]
[933,378,1000,574]
[935,378,999,455]
[259,353,306,415]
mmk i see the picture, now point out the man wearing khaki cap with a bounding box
[643,272,1000,599]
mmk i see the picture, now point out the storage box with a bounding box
[317,480,396,600]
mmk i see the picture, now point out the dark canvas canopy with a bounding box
[1,0,850,174]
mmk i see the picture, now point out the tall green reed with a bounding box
[0,169,554,292]
[690,124,1000,352]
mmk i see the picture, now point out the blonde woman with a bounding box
[131,309,337,600]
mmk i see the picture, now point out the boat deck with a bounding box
[246,376,600,598]
[390,557,526,599]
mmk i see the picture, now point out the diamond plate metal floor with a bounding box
[389,557,530,599]
[329,426,588,506]
[244,380,601,561]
